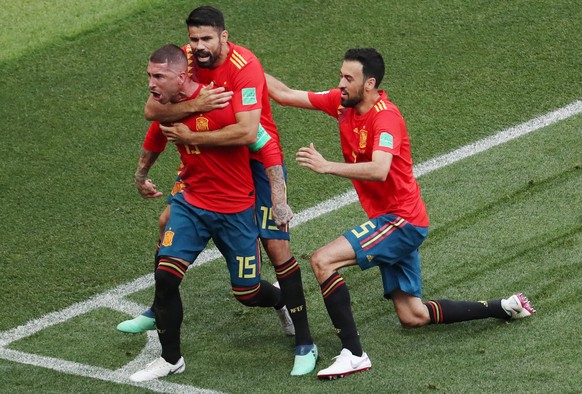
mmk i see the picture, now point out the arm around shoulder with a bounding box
[144,95,193,122]
[144,85,233,122]
[265,73,314,109]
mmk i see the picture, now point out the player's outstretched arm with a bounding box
[265,73,315,109]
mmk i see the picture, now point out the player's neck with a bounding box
[176,81,199,102]
[209,42,231,68]
[355,90,380,115]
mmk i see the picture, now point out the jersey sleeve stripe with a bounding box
[230,50,248,69]
[374,100,388,112]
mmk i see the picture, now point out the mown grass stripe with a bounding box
[0,0,162,63]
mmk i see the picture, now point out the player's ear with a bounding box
[178,71,188,84]
[365,77,376,91]
[220,29,228,44]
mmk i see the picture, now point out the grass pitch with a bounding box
[1,1,581,393]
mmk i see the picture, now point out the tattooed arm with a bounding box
[265,164,293,227]
[134,148,163,199]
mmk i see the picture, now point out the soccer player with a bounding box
[120,6,318,376]
[266,48,536,380]
[129,44,289,382]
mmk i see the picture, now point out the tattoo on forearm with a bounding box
[265,165,293,226]
[135,149,159,184]
[265,165,286,204]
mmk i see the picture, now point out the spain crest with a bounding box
[196,117,209,131]
[162,229,175,247]
[359,129,368,151]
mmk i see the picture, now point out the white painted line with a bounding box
[0,294,144,347]
[1,99,581,392]
[0,348,222,394]
[0,250,222,346]
[291,189,358,227]
[413,100,582,177]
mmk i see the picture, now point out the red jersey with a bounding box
[183,42,283,167]
[308,89,429,227]
[143,85,254,213]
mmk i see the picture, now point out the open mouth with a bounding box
[195,50,212,64]
[151,91,161,100]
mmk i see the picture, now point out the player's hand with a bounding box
[160,123,193,145]
[272,202,294,227]
[135,178,163,199]
[190,81,233,112]
[296,143,329,174]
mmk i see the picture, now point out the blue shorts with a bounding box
[343,214,429,298]
[159,193,261,288]
[250,159,290,241]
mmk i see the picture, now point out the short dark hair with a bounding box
[344,48,385,88]
[185,5,225,30]
[149,44,187,69]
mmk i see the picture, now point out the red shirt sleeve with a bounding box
[307,88,342,118]
[371,110,403,156]
[230,57,264,114]
[257,138,283,168]
[142,121,168,153]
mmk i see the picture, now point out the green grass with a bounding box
[0,0,165,63]
[1,0,581,393]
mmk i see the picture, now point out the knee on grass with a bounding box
[396,307,431,328]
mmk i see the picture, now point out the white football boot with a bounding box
[501,293,536,319]
[129,356,185,382]
[317,348,371,380]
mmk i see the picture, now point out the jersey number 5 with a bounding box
[351,221,376,238]
[260,206,279,231]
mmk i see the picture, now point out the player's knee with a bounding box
[234,292,261,307]
[309,249,331,280]
[396,309,430,328]
[398,316,423,328]
[232,282,260,307]
[154,259,184,293]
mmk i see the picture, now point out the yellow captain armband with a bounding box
[248,124,272,152]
